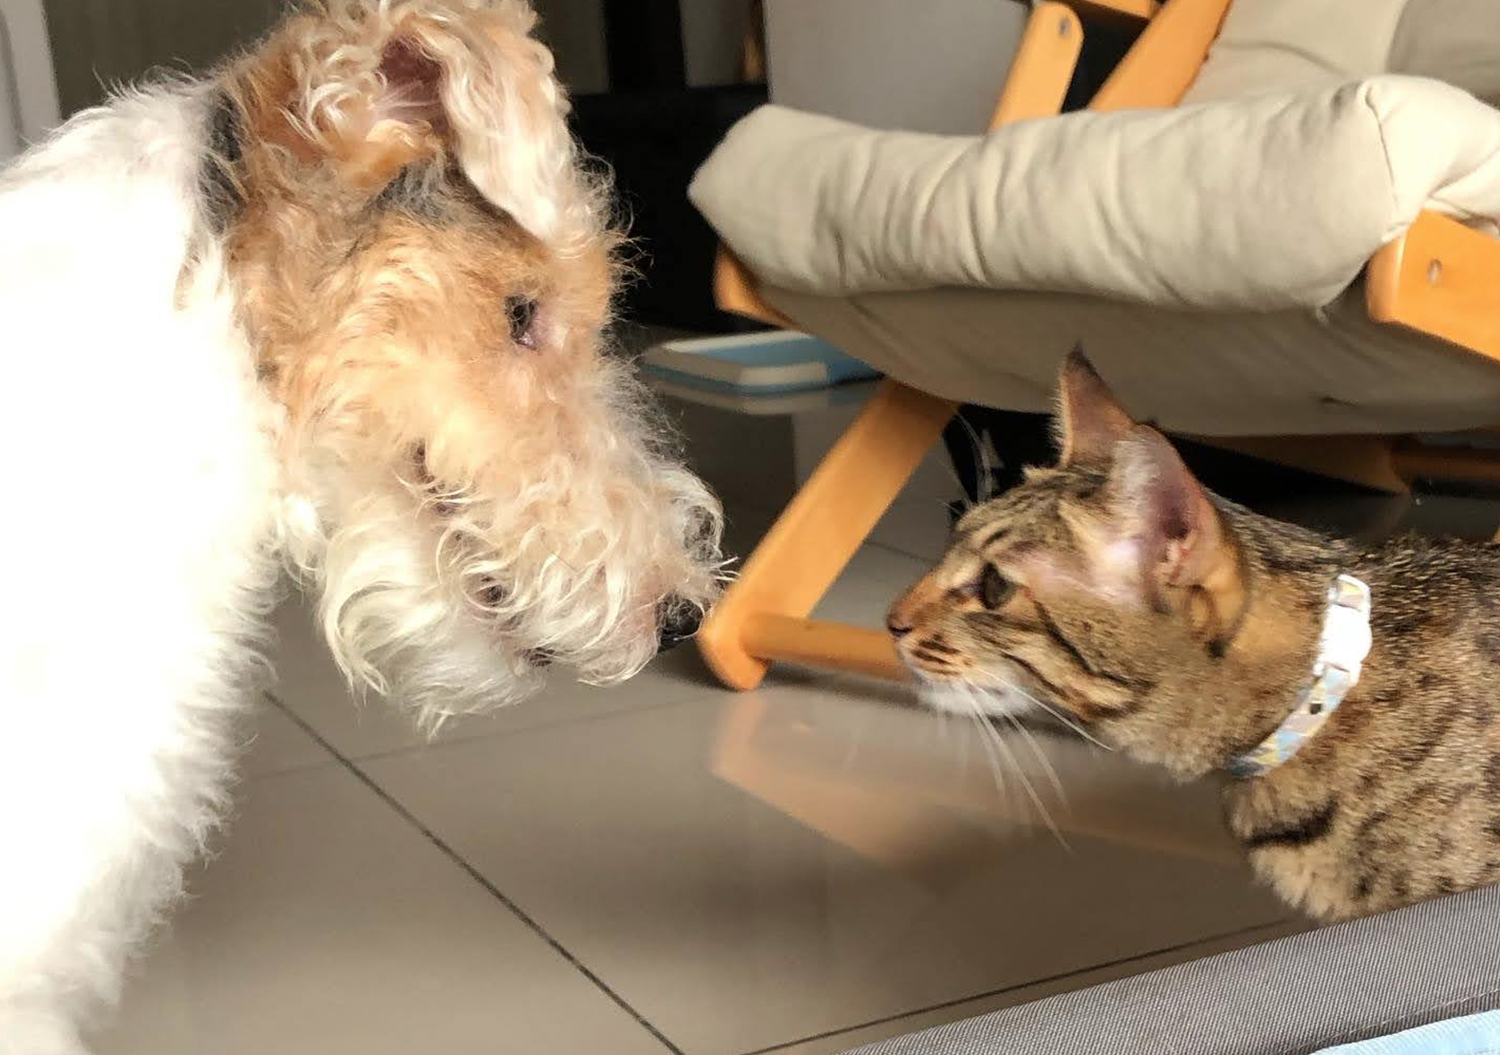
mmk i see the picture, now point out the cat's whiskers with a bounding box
[954,414,1002,504]
[957,715,973,779]
[934,439,973,514]
[983,706,1069,847]
[991,679,1115,752]
[959,684,1069,847]
[1004,712,1068,805]
[939,413,1004,516]
[840,708,872,772]
[961,686,1010,802]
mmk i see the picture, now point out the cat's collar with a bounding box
[1227,574,1372,779]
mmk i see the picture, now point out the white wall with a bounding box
[42,0,282,114]
[29,0,745,128]
[680,0,749,87]
[533,0,609,95]
[0,0,62,158]
[764,0,1027,134]
[0,11,19,159]
[39,0,612,115]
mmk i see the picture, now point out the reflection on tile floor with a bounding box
[361,692,1285,1055]
[101,762,671,1055]
[98,390,1496,1055]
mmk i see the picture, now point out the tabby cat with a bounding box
[889,351,1500,923]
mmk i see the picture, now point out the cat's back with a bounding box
[1364,533,1500,664]
[1232,531,1500,921]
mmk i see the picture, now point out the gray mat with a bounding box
[844,884,1500,1055]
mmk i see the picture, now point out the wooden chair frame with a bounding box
[696,0,1500,692]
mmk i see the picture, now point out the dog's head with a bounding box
[208,0,722,723]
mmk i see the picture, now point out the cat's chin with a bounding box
[912,676,1035,720]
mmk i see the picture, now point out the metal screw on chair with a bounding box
[1059,16,1071,35]
[1428,259,1444,285]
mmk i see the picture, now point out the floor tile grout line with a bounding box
[261,682,1285,1055]
[731,918,1297,1055]
[243,758,340,782]
[339,689,720,768]
[263,692,689,1055]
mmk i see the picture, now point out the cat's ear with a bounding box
[1056,347,1135,467]
[1110,426,1237,597]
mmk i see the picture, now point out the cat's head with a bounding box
[889,351,1326,770]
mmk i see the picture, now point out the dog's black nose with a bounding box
[657,599,703,652]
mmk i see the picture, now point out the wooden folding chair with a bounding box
[696,0,1500,693]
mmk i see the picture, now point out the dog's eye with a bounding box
[505,296,538,349]
[978,564,1012,610]
[523,647,556,669]
[412,443,434,486]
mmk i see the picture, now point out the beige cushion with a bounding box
[760,281,1500,437]
[1188,0,1500,106]
[1391,0,1500,105]
[763,0,1028,135]
[1184,0,1500,106]
[691,76,1500,311]
[1183,0,1411,104]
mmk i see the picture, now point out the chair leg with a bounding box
[697,379,958,691]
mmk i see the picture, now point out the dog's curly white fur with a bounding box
[0,3,722,1050]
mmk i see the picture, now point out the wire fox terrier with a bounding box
[0,2,723,1048]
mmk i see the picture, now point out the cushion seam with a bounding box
[1357,80,1406,239]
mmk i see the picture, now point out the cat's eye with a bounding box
[506,296,538,349]
[979,564,1013,610]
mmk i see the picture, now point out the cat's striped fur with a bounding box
[890,352,1500,922]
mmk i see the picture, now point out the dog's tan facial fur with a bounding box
[207,1,722,720]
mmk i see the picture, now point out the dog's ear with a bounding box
[231,23,453,191]
[229,3,593,244]
[309,34,452,190]
[335,33,454,190]
[374,36,447,133]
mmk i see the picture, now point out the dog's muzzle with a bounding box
[657,598,703,653]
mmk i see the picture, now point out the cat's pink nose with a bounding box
[886,613,914,639]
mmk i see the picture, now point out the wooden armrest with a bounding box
[989,1,1085,129]
[1089,0,1231,111]
[713,247,793,327]
[1367,211,1500,364]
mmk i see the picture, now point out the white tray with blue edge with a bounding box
[640,330,879,395]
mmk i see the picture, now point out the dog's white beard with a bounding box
[280,481,531,728]
[278,424,722,731]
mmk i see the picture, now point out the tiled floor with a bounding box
[97,388,1490,1055]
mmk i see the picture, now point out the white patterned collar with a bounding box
[1227,574,1373,779]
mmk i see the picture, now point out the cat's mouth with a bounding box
[910,663,1047,720]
